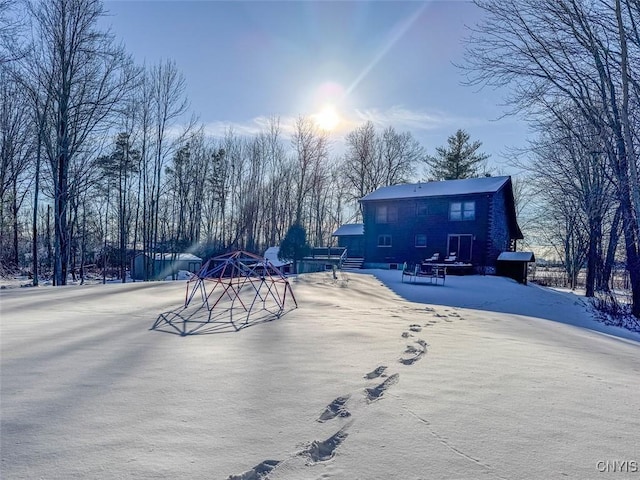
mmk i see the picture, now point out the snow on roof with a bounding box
[332,224,364,236]
[497,251,536,262]
[360,176,511,201]
[264,246,291,267]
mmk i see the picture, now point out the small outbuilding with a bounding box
[332,223,365,258]
[496,251,535,285]
[131,252,202,280]
[264,246,292,274]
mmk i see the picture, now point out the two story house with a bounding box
[357,176,523,271]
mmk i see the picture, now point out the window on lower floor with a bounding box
[378,234,392,247]
[415,234,427,247]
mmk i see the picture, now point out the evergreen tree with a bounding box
[425,129,489,180]
[99,133,140,282]
[278,223,310,274]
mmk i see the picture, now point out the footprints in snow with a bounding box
[365,373,400,402]
[364,365,387,380]
[226,428,349,480]
[229,309,458,479]
[301,427,349,464]
[400,339,428,365]
[317,395,351,422]
[227,459,279,480]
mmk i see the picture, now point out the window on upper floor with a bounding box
[450,201,475,221]
[376,205,398,223]
[416,203,428,216]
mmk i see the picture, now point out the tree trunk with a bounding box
[598,207,622,292]
[585,216,602,297]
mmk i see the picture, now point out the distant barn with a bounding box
[131,253,202,280]
[350,176,523,272]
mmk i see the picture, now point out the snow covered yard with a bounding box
[1,271,639,479]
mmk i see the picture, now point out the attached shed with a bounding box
[131,253,202,280]
[332,223,365,258]
[496,251,535,284]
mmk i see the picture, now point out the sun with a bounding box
[312,104,341,131]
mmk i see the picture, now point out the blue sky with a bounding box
[101,0,531,171]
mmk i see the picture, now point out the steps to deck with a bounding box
[342,257,364,270]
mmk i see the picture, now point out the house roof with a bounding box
[497,251,535,262]
[332,224,364,236]
[360,176,511,202]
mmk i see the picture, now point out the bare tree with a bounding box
[136,60,189,278]
[0,65,34,271]
[343,121,377,212]
[290,116,329,226]
[379,126,422,186]
[343,121,423,219]
[21,0,135,285]
[259,117,293,248]
[0,0,24,64]
[527,109,618,295]
[464,0,640,317]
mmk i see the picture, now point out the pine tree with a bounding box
[278,223,310,274]
[426,129,489,180]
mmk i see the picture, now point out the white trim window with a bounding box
[450,201,475,221]
[376,205,398,224]
[378,234,392,247]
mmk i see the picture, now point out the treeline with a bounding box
[465,0,640,318]
[3,0,640,320]
[0,0,423,284]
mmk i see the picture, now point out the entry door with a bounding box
[447,234,473,263]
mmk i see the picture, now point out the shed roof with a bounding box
[497,251,535,262]
[264,246,291,267]
[360,176,511,202]
[332,224,364,236]
[150,253,202,262]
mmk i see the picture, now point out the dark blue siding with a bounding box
[363,194,498,265]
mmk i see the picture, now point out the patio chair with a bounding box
[424,253,440,263]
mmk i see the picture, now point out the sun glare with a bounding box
[312,104,341,131]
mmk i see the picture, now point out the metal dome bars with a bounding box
[183,250,297,330]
